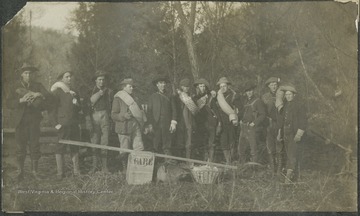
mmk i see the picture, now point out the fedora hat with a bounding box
[93,70,109,80]
[194,78,210,88]
[17,63,38,76]
[152,75,170,86]
[120,78,134,86]
[216,77,231,85]
[265,77,280,86]
[244,81,256,92]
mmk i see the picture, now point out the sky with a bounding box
[19,2,79,35]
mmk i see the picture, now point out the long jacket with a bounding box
[278,99,307,135]
[111,95,140,135]
[7,80,50,127]
[147,91,177,127]
[51,88,81,126]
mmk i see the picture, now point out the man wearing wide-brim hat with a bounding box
[6,63,50,182]
[147,75,177,155]
[261,77,283,174]
[193,78,219,162]
[238,81,266,164]
[276,83,307,184]
[215,76,239,164]
[88,70,114,173]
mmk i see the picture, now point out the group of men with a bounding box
[8,63,307,184]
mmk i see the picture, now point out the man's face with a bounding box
[95,76,106,88]
[219,83,228,93]
[21,71,32,83]
[62,72,72,85]
[285,91,295,102]
[181,86,190,93]
[246,89,254,98]
[123,84,133,94]
[156,81,166,92]
[198,84,206,94]
[268,82,278,93]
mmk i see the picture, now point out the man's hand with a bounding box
[277,129,282,142]
[294,129,305,142]
[169,120,177,133]
[216,124,222,136]
[124,111,132,120]
[55,124,62,130]
[20,93,34,103]
[32,92,43,98]
[249,122,255,127]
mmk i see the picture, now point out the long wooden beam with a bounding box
[59,139,237,170]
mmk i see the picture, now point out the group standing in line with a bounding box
[7,63,307,184]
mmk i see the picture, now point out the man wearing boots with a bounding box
[215,77,238,165]
[262,77,283,174]
[89,70,114,173]
[7,63,50,182]
[277,84,307,183]
[238,82,266,164]
[173,78,197,158]
[147,75,177,156]
[51,71,82,180]
[193,78,220,162]
[111,78,145,172]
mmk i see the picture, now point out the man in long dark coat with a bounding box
[7,63,50,181]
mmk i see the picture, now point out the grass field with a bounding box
[2,153,357,212]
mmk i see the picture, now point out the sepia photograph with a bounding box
[1,0,358,213]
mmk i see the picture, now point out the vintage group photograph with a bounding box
[1,1,358,213]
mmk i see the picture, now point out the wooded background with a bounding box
[2,2,357,158]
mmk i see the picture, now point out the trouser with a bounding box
[15,113,41,167]
[153,121,172,155]
[173,122,192,158]
[117,121,144,153]
[91,110,110,157]
[238,123,259,163]
[283,127,298,171]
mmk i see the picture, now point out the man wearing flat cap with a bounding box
[147,75,177,155]
[215,77,239,164]
[173,78,197,158]
[7,63,50,181]
[277,84,307,183]
[193,78,220,162]
[238,81,266,164]
[262,77,282,174]
[111,78,146,171]
[89,70,114,173]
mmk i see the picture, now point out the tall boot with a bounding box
[101,157,109,174]
[72,153,80,176]
[31,160,42,180]
[88,155,98,174]
[208,148,215,163]
[269,153,277,174]
[16,157,25,182]
[56,154,64,180]
[223,150,231,165]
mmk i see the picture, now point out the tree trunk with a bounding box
[174,1,199,80]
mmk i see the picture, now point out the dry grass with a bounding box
[2,155,357,212]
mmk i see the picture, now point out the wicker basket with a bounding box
[191,166,221,184]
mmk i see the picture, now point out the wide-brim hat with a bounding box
[57,71,73,81]
[17,63,39,76]
[280,83,297,93]
[179,78,191,87]
[120,78,134,86]
[152,75,170,86]
[194,78,210,88]
[244,82,257,92]
[93,70,109,80]
[265,77,280,86]
[216,77,231,85]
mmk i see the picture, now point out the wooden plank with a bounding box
[59,139,237,170]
